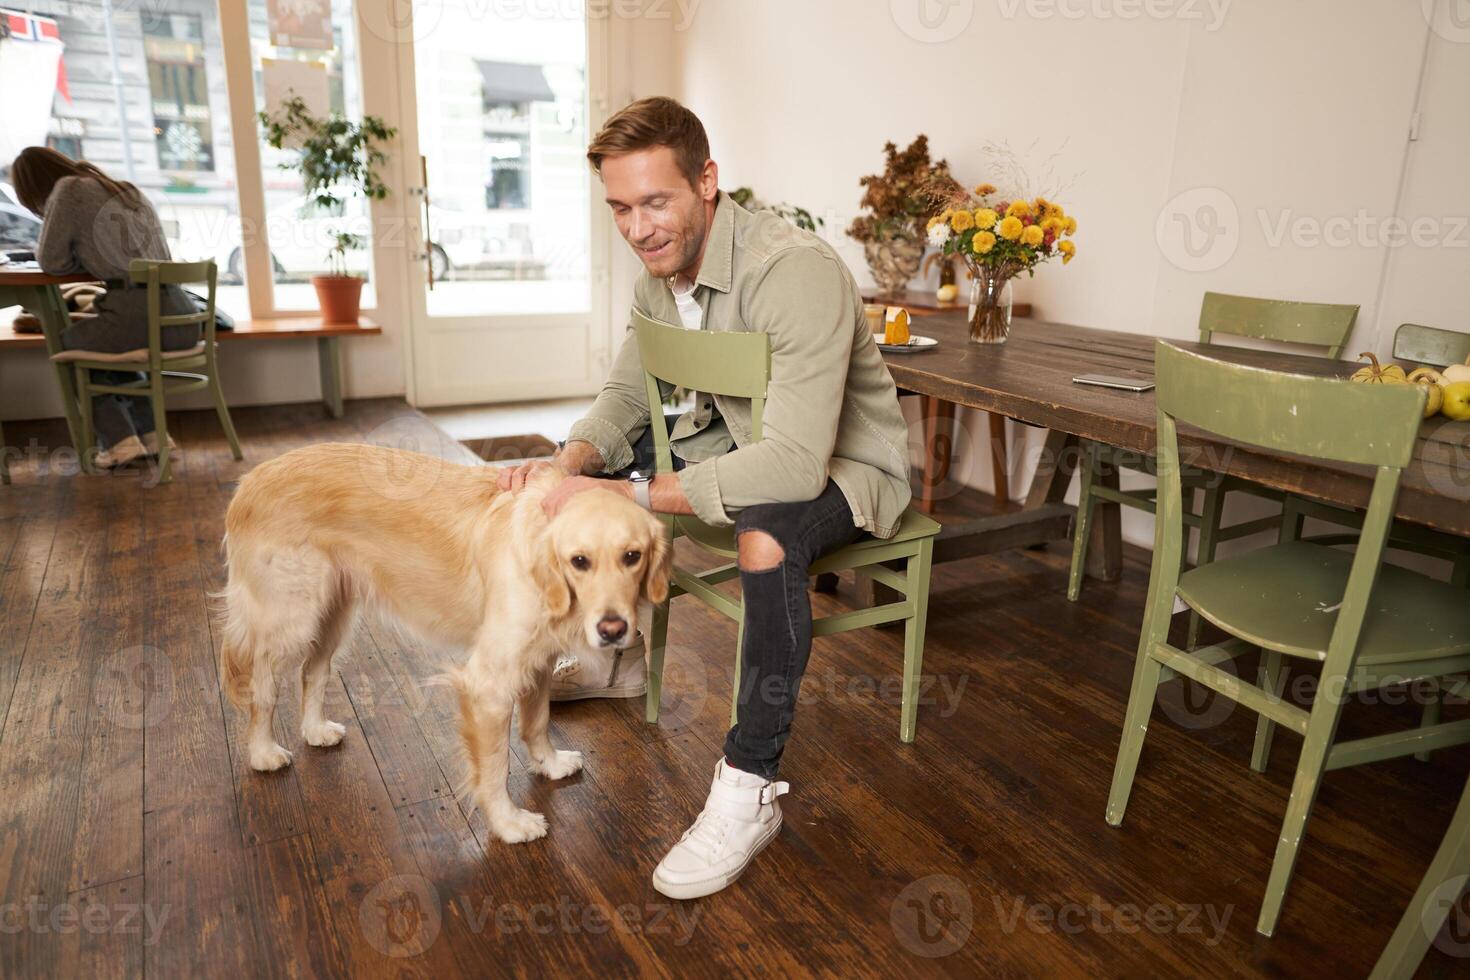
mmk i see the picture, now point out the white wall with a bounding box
[672,0,1451,550]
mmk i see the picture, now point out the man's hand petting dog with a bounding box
[496,458,559,493]
[496,457,632,519]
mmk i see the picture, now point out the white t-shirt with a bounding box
[669,275,702,330]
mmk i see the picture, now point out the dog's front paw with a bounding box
[302,720,347,747]
[491,808,549,844]
[530,749,583,781]
[250,742,294,772]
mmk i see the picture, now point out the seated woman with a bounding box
[10,147,201,469]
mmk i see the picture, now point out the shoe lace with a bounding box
[679,807,731,859]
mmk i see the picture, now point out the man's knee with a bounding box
[737,529,785,572]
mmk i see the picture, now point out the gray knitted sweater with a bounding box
[37,176,173,281]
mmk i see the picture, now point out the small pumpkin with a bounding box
[1408,368,1445,418]
[1440,354,1470,385]
[1408,366,1446,386]
[1350,352,1408,384]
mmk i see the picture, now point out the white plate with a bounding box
[874,333,938,353]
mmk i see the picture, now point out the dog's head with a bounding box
[529,486,671,650]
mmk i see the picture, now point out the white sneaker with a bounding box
[549,640,647,701]
[142,431,179,456]
[94,435,148,470]
[651,759,789,900]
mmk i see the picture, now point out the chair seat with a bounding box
[51,342,206,364]
[675,504,941,564]
[1177,541,1470,664]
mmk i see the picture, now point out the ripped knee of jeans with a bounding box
[736,528,785,572]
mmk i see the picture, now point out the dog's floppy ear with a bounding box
[641,513,673,605]
[526,525,573,618]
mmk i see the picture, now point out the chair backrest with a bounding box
[631,309,770,475]
[1150,340,1425,671]
[1392,322,1470,368]
[1197,291,1359,360]
[128,259,218,363]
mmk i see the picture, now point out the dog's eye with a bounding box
[623,550,642,566]
[570,554,590,571]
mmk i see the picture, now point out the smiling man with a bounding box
[498,97,912,899]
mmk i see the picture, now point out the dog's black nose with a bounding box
[597,616,628,644]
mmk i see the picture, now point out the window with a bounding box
[248,0,374,311]
[0,0,243,313]
[145,13,216,174]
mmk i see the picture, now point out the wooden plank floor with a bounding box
[1,399,1467,978]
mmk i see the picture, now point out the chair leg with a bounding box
[148,373,171,485]
[210,370,243,461]
[1368,775,1470,980]
[1105,651,1165,827]
[900,537,934,744]
[74,364,96,475]
[1251,649,1285,773]
[1187,481,1225,650]
[1256,684,1348,936]
[1067,441,1100,602]
[1416,681,1444,763]
[644,599,669,724]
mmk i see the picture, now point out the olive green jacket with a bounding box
[567,192,912,538]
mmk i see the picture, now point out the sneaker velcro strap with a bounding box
[708,777,786,820]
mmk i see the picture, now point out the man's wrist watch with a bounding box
[630,472,653,511]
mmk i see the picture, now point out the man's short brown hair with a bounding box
[586,97,709,190]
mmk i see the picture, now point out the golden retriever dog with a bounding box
[218,443,669,843]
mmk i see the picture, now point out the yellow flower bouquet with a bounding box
[926,184,1077,343]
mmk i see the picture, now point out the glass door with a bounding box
[393,0,609,406]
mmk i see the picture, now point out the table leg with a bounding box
[0,284,85,464]
[917,396,957,513]
[989,413,1010,507]
[317,336,344,419]
[1086,449,1123,582]
[860,426,1083,611]
[0,418,9,485]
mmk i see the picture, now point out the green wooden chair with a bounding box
[51,259,241,483]
[1105,340,1470,937]
[1069,292,1359,648]
[632,310,942,742]
[1369,769,1470,979]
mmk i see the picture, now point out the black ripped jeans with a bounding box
[597,415,865,778]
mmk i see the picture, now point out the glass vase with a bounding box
[968,271,1013,344]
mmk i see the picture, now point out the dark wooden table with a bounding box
[879,312,1470,581]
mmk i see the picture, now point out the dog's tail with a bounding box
[217,539,257,710]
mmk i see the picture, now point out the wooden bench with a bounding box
[0,314,382,419]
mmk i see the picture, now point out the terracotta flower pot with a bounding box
[312,275,364,324]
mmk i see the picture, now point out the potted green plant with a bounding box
[728,186,825,233]
[259,95,396,323]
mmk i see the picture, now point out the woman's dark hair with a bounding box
[10,146,143,216]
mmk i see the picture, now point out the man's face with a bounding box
[600,146,715,280]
